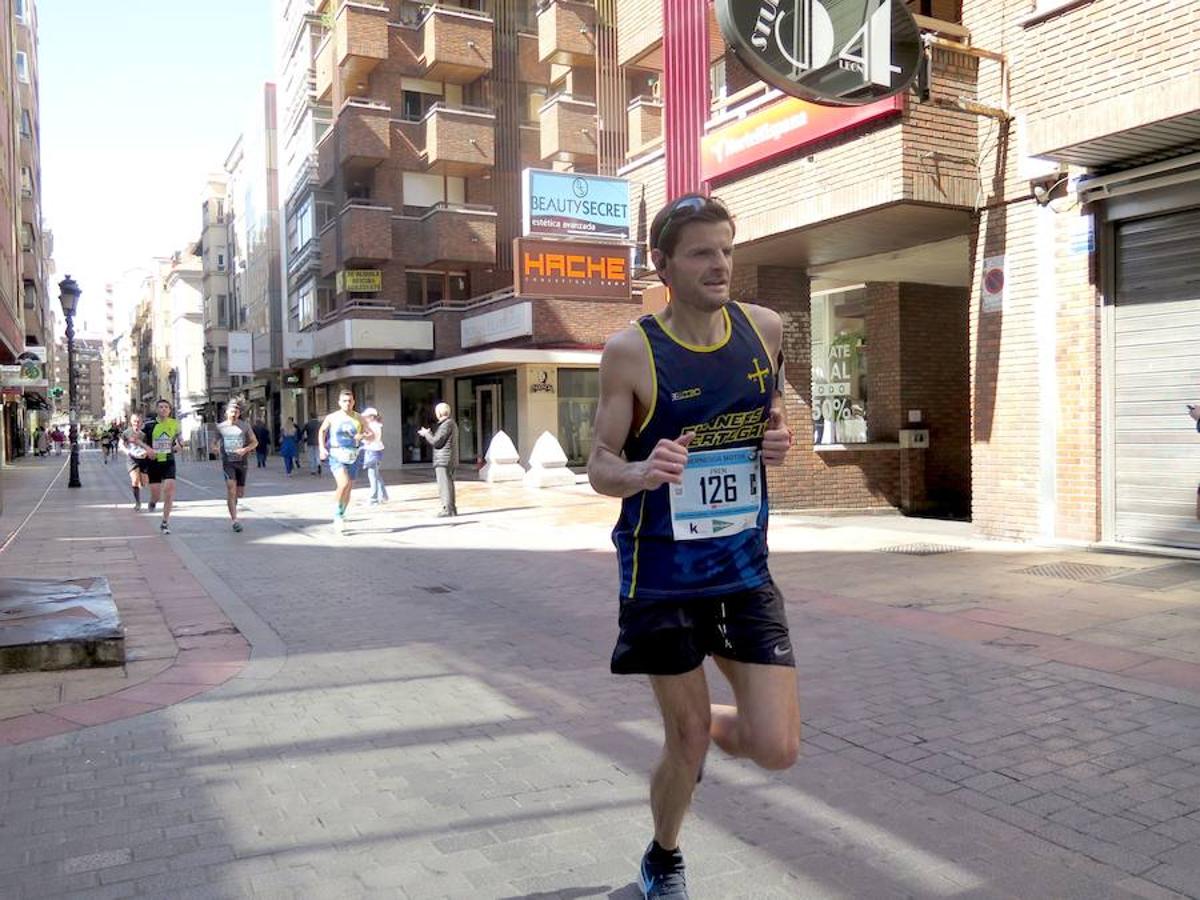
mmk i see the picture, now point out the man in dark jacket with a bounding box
[419,402,458,517]
[252,420,270,468]
[304,415,322,475]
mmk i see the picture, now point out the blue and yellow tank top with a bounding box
[613,302,777,600]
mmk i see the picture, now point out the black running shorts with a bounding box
[222,462,247,487]
[127,457,149,475]
[146,459,177,484]
[611,578,795,676]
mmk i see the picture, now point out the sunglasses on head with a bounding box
[653,195,728,251]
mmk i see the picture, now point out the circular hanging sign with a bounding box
[715,0,923,107]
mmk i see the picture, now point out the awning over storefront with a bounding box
[313,348,603,385]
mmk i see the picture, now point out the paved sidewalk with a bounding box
[0,453,250,744]
[1,451,1200,897]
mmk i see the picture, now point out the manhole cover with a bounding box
[877,544,966,556]
[1105,563,1200,590]
[1017,562,1135,582]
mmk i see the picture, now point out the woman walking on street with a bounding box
[361,407,389,505]
[280,416,299,477]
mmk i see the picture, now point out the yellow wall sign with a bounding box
[337,269,382,293]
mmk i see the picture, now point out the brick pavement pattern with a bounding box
[2,450,1200,898]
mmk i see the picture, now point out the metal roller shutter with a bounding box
[1113,207,1200,549]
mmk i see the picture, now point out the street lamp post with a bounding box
[202,344,215,460]
[202,343,215,423]
[57,275,82,489]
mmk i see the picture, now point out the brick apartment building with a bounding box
[1,0,55,472]
[607,0,1199,552]
[276,0,1197,551]
[284,0,642,467]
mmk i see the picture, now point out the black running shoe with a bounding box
[639,842,688,899]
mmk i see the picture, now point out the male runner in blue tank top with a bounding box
[589,194,799,900]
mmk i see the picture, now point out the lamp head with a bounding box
[58,275,81,317]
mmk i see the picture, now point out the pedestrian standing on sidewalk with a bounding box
[252,419,270,469]
[120,413,150,510]
[304,414,322,476]
[212,400,257,533]
[418,402,457,517]
[360,407,389,505]
[587,194,799,900]
[140,398,185,534]
[318,389,366,534]
[280,416,299,477]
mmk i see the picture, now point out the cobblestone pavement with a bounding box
[1,452,1200,898]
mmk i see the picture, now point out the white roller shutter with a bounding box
[1113,207,1200,549]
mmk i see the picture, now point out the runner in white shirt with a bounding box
[120,413,150,510]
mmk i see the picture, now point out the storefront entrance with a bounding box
[1110,206,1200,550]
[456,371,517,464]
[400,379,441,464]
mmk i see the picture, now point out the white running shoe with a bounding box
[334,516,346,535]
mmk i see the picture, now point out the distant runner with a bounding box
[318,388,366,535]
[120,412,150,510]
[142,398,184,534]
[211,400,257,533]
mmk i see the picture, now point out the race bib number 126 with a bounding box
[668,447,762,541]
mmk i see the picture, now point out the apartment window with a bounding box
[19,109,32,139]
[15,0,26,21]
[297,281,316,329]
[217,252,225,270]
[15,52,29,83]
[522,83,547,124]
[811,286,869,445]
[216,347,228,377]
[217,294,229,327]
[318,286,334,319]
[20,223,34,252]
[19,166,33,198]
[401,90,440,121]
[406,271,468,307]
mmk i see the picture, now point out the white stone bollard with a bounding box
[522,431,577,489]
[479,430,526,483]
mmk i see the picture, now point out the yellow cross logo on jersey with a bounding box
[746,358,771,394]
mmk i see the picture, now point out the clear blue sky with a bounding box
[39,0,276,329]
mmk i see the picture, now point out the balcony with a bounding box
[319,201,393,277]
[317,99,390,185]
[627,95,662,156]
[539,93,597,164]
[419,6,493,84]
[537,0,596,66]
[423,104,495,176]
[314,2,389,103]
[394,204,497,269]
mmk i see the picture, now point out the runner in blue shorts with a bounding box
[588,194,800,900]
[318,388,367,535]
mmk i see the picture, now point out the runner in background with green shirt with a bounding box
[142,398,184,534]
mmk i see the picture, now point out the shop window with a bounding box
[401,379,442,463]
[811,286,869,444]
[557,368,598,466]
[350,380,374,408]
